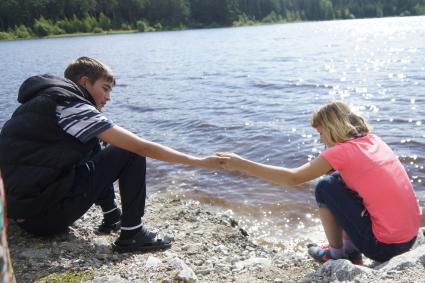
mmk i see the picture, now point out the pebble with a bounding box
[145,256,161,269]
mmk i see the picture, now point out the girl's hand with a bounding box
[197,156,228,169]
[216,152,244,170]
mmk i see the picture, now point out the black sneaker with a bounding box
[98,219,121,234]
[112,227,172,253]
[97,208,122,234]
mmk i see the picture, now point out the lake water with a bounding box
[1,16,424,245]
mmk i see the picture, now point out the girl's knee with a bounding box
[315,174,343,205]
[315,176,332,196]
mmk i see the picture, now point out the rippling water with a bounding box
[1,16,424,243]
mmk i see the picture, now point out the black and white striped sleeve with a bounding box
[56,101,114,143]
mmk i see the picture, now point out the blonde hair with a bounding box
[310,101,370,144]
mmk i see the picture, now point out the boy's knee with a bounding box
[113,146,145,164]
[131,152,146,165]
[125,151,146,172]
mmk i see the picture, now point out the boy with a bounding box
[0,57,224,253]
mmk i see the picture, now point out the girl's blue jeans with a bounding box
[315,172,416,262]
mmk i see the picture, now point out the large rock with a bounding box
[376,244,425,271]
[314,259,372,282]
[376,228,425,271]
[312,229,425,282]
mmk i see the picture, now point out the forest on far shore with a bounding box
[1,0,425,40]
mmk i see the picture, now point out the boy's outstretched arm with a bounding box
[98,125,226,169]
[217,152,332,185]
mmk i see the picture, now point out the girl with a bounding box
[218,101,421,263]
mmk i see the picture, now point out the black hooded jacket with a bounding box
[0,75,99,219]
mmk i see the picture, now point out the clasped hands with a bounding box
[198,152,243,170]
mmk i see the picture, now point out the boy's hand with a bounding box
[216,152,244,170]
[197,156,228,169]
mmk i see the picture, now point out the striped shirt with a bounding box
[56,101,113,143]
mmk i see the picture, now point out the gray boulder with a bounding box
[376,244,425,271]
[314,259,372,282]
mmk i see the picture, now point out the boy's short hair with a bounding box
[64,56,115,86]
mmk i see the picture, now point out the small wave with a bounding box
[200,80,245,90]
[399,140,425,147]
[251,81,287,90]
[290,82,334,89]
[268,56,294,62]
[378,118,421,124]
[123,104,170,113]
[113,83,129,87]
[179,119,220,131]
[251,80,334,90]
[185,76,205,80]
[399,155,425,164]
[233,74,250,78]
[409,75,425,81]
[202,71,225,77]
[385,135,425,146]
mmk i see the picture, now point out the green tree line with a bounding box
[1,0,425,40]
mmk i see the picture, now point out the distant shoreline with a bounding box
[1,15,423,42]
[0,21,271,41]
[0,29,139,42]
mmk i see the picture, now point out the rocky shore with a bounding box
[8,189,425,282]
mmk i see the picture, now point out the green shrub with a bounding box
[93,27,103,33]
[120,23,132,30]
[414,4,425,15]
[70,15,81,33]
[154,22,163,31]
[33,16,64,36]
[262,11,280,23]
[57,18,76,34]
[99,13,111,30]
[400,10,411,16]
[136,20,150,32]
[13,25,32,38]
[233,13,256,26]
[285,10,302,22]
[0,32,15,40]
[82,16,98,33]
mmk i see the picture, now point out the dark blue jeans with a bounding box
[315,172,416,262]
[17,146,147,236]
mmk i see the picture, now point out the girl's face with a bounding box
[316,126,334,148]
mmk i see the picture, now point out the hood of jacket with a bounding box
[17,74,96,106]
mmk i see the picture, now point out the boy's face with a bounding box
[81,77,113,110]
